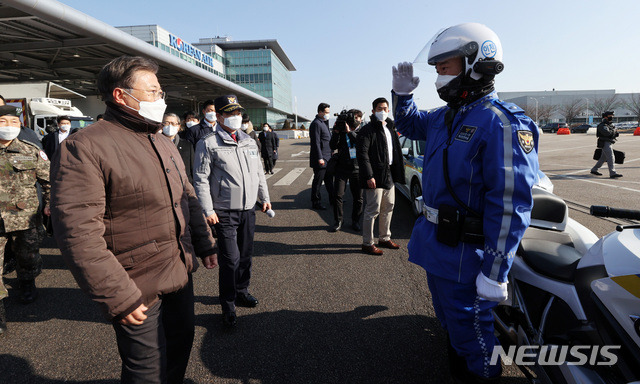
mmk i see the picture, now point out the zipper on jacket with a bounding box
[235,144,247,207]
[170,155,185,189]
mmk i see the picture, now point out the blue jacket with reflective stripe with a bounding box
[393,91,539,284]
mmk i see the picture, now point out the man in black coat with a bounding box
[184,99,216,148]
[309,102,333,210]
[42,115,72,159]
[162,113,195,184]
[356,97,405,255]
[258,123,277,174]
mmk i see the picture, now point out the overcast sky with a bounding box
[61,0,640,119]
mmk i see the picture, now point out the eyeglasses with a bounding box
[125,88,166,101]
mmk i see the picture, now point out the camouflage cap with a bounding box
[0,105,20,117]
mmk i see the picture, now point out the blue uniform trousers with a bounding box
[427,272,501,379]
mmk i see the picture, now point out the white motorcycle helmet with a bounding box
[414,23,504,104]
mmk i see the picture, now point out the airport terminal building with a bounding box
[117,26,298,128]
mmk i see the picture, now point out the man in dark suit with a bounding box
[184,100,216,148]
[42,115,72,159]
[309,102,333,210]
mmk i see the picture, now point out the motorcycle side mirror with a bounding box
[402,147,409,156]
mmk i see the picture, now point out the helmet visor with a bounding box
[412,28,444,74]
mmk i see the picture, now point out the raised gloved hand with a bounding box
[475,271,508,302]
[392,62,420,95]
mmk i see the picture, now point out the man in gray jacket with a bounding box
[591,111,622,178]
[194,95,271,328]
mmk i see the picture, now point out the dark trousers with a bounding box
[214,209,255,313]
[333,172,363,225]
[112,275,195,384]
[262,156,273,173]
[311,166,334,205]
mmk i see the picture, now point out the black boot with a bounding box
[447,335,502,384]
[0,301,6,336]
[19,279,38,304]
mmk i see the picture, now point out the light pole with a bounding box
[583,98,590,124]
[294,96,298,129]
[531,97,539,124]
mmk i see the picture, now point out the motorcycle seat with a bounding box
[518,239,582,282]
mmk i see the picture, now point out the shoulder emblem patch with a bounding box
[39,150,48,161]
[455,125,477,142]
[517,131,534,154]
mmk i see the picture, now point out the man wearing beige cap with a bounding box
[194,95,271,328]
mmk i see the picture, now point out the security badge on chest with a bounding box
[517,130,534,154]
[455,125,477,142]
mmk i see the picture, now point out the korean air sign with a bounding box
[169,34,215,67]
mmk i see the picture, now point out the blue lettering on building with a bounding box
[168,34,216,68]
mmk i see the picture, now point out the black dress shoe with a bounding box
[18,279,38,304]
[331,221,342,232]
[222,312,237,328]
[312,203,327,210]
[0,301,6,336]
[610,173,623,178]
[590,170,602,176]
[236,293,258,308]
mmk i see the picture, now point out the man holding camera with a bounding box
[591,111,622,178]
[356,98,405,255]
[329,109,364,232]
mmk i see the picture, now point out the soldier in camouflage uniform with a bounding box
[0,105,51,336]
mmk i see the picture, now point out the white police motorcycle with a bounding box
[493,184,640,384]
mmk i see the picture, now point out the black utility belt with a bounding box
[423,204,484,247]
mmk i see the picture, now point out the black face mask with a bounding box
[437,72,495,108]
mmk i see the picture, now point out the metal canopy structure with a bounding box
[0,0,270,111]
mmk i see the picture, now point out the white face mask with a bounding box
[186,121,197,128]
[123,90,167,123]
[323,113,330,121]
[435,74,459,90]
[0,125,21,141]
[162,124,179,137]
[375,111,389,122]
[205,111,216,122]
[241,123,249,131]
[59,124,71,132]
[224,115,243,131]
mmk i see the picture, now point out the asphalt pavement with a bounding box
[3,131,638,383]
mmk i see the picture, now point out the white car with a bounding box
[396,136,425,216]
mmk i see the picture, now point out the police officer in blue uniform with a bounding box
[392,23,539,382]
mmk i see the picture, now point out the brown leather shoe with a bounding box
[377,240,400,249]
[362,244,384,255]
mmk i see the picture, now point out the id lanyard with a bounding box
[345,134,356,159]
